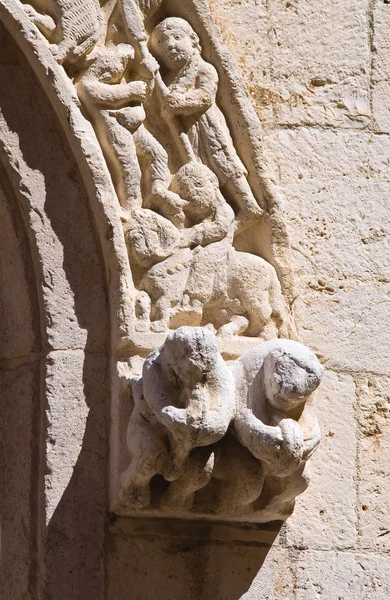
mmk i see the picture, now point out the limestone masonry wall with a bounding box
[0,1,389,599]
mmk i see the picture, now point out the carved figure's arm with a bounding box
[234,409,303,477]
[180,203,233,248]
[120,0,148,45]
[165,64,218,116]
[302,415,321,460]
[160,371,234,449]
[119,0,160,78]
[180,219,225,248]
[23,4,56,37]
[77,77,147,109]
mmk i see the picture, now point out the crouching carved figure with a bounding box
[118,326,323,522]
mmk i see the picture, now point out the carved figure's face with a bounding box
[89,44,134,82]
[153,27,195,68]
[170,164,218,218]
[264,352,322,411]
[163,327,219,384]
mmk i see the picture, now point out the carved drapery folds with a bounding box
[19,0,324,522]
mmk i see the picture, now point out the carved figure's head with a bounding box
[162,326,219,383]
[87,43,135,80]
[263,340,323,411]
[150,17,201,69]
[170,162,219,219]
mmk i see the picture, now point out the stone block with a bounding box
[241,546,295,600]
[0,361,41,599]
[356,375,390,552]
[43,349,107,600]
[210,0,370,127]
[284,371,357,551]
[0,59,107,354]
[263,128,390,373]
[296,550,390,600]
[106,519,291,600]
[372,1,390,131]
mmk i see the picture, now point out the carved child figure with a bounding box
[212,339,323,517]
[149,17,263,221]
[119,326,235,509]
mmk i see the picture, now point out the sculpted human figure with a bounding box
[76,41,183,213]
[211,339,323,516]
[149,17,263,221]
[22,0,103,65]
[119,327,235,508]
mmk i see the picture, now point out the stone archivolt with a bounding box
[17,0,324,523]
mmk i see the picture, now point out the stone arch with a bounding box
[0,10,126,597]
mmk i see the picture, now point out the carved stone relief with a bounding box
[17,0,324,523]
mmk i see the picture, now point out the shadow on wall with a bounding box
[105,517,283,600]
[0,25,108,599]
[0,19,283,600]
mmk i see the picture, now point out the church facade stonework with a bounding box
[1,0,389,598]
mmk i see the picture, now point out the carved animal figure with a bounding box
[23,0,103,65]
[149,17,263,221]
[210,339,323,518]
[138,163,288,338]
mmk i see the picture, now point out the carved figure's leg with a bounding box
[133,127,186,226]
[160,448,215,511]
[134,291,151,332]
[213,438,265,514]
[150,296,171,332]
[133,126,171,192]
[227,251,287,337]
[51,36,76,65]
[256,463,310,521]
[218,315,249,338]
[141,253,192,331]
[120,408,169,508]
[224,176,263,219]
[96,114,142,210]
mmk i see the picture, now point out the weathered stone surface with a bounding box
[117,330,323,522]
[285,371,357,551]
[210,0,370,128]
[264,128,390,374]
[241,546,295,600]
[0,171,40,360]
[0,361,41,600]
[106,519,288,600]
[372,0,390,132]
[296,550,390,600]
[1,0,390,597]
[43,348,107,599]
[0,28,108,354]
[357,375,390,552]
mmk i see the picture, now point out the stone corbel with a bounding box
[114,326,323,523]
